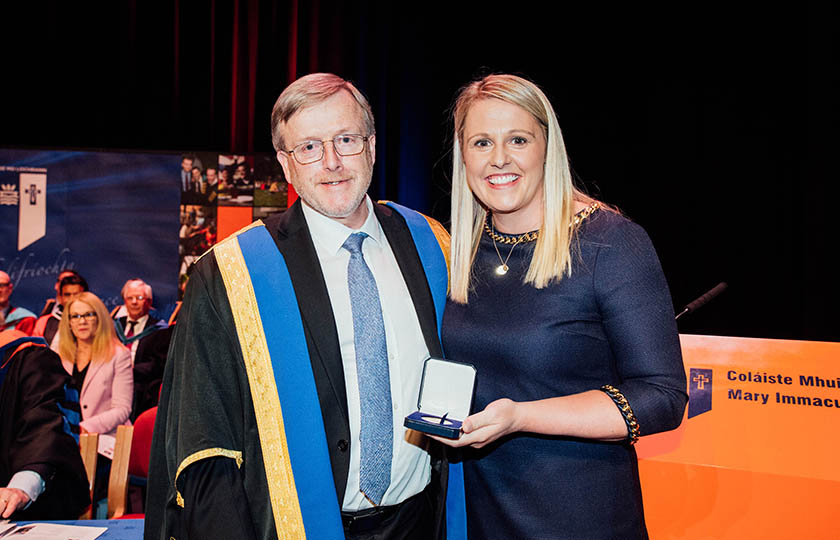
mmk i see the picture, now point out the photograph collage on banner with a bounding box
[178,152,289,298]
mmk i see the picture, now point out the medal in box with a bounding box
[404,357,476,439]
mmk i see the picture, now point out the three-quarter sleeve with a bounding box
[593,219,687,436]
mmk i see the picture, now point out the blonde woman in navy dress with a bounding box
[436,74,687,539]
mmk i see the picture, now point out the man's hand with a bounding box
[0,487,31,518]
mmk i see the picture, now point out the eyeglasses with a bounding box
[0,282,10,289]
[69,312,97,322]
[283,134,370,165]
[125,295,146,302]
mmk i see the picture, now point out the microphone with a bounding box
[675,282,728,320]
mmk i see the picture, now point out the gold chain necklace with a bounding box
[484,201,601,275]
[483,221,539,245]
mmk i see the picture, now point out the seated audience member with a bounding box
[58,292,132,436]
[34,274,89,350]
[0,330,90,520]
[38,269,82,317]
[0,271,36,335]
[114,279,171,421]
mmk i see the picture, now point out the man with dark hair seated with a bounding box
[38,269,84,317]
[0,330,89,520]
[33,274,89,350]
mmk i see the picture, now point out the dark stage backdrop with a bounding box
[0,2,835,341]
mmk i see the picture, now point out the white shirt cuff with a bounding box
[7,470,45,507]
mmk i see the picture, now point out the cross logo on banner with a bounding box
[18,173,47,250]
[688,367,713,419]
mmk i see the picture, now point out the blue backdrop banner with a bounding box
[0,149,180,319]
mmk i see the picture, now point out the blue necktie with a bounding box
[342,232,392,505]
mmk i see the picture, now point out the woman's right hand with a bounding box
[429,398,523,449]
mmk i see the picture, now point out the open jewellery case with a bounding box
[404,357,476,439]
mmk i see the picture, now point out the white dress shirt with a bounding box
[301,197,432,511]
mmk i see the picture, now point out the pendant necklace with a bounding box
[490,222,523,276]
[491,235,519,275]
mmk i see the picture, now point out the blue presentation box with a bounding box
[404,357,476,439]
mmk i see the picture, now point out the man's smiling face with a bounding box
[276,90,376,230]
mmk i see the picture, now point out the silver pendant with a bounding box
[495,264,509,276]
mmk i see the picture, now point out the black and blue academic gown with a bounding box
[0,335,90,520]
[145,201,465,540]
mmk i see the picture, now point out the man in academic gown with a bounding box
[0,330,89,520]
[146,73,457,540]
[0,272,36,335]
[113,279,172,421]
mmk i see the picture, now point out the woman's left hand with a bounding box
[430,398,522,448]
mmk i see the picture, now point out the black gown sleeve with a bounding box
[2,346,89,520]
[179,458,258,540]
[145,254,274,540]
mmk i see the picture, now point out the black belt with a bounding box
[341,487,428,534]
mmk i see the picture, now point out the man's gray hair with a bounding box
[121,278,152,304]
[270,73,375,152]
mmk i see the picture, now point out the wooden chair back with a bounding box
[106,424,134,519]
[78,432,99,519]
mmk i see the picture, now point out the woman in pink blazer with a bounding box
[58,292,132,436]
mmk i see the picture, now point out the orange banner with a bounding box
[638,334,840,539]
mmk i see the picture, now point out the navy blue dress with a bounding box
[442,209,687,539]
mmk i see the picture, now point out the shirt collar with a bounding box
[127,313,149,326]
[301,196,384,256]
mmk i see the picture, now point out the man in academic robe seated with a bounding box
[37,269,83,316]
[0,330,89,520]
[114,279,172,421]
[0,272,36,335]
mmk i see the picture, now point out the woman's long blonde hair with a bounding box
[449,74,594,304]
[58,291,118,365]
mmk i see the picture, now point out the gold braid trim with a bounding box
[601,384,641,444]
[174,448,243,508]
[215,234,306,540]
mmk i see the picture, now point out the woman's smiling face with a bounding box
[462,98,547,233]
